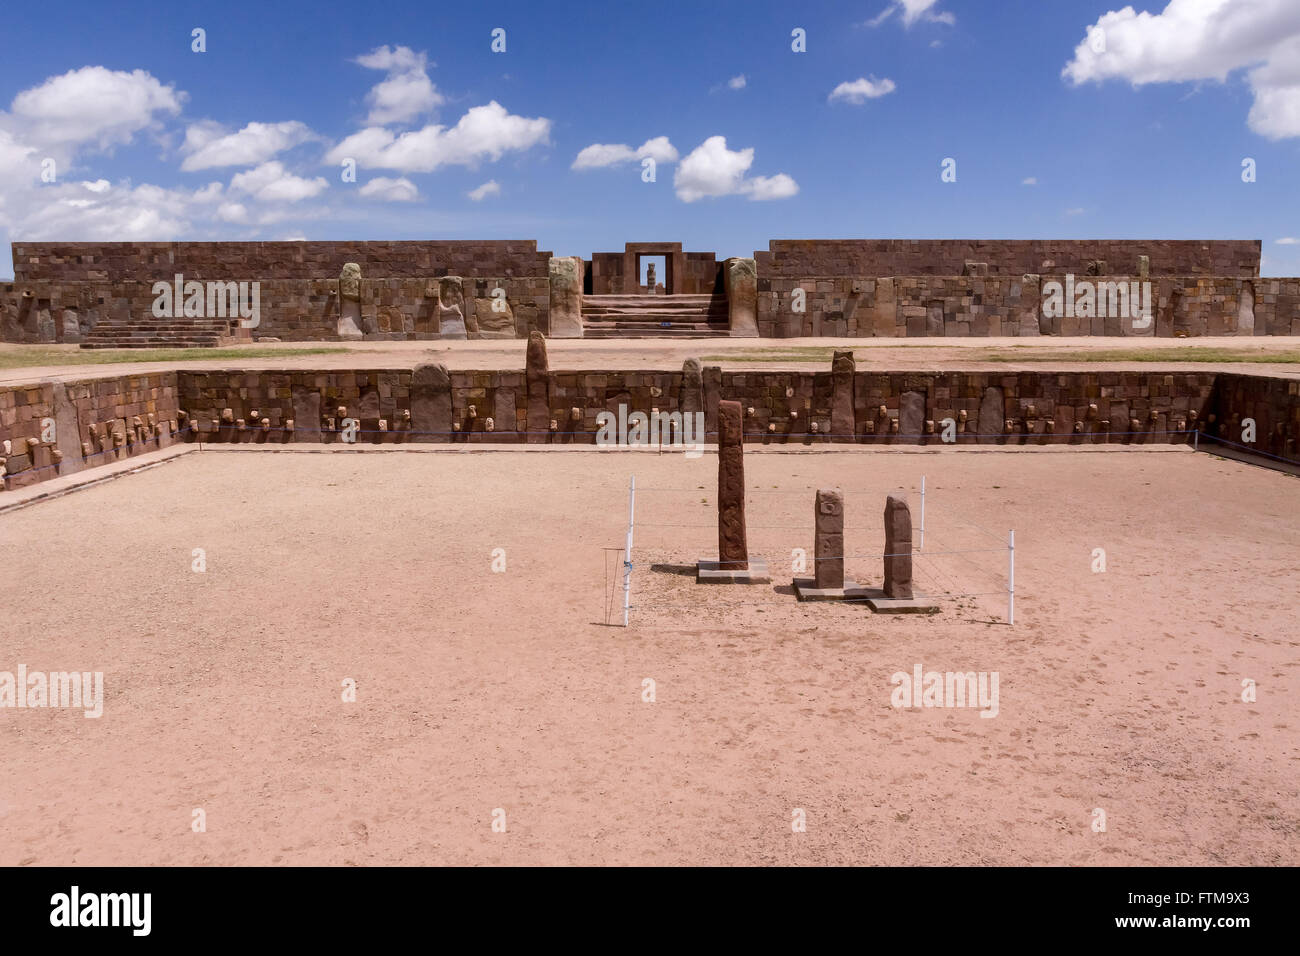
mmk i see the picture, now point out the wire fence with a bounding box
[605,473,1016,628]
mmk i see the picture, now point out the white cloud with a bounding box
[359,176,419,201]
[325,101,550,173]
[572,135,678,169]
[81,179,111,193]
[6,66,183,150]
[229,161,328,202]
[467,180,501,201]
[215,201,249,223]
[354,45,443,125]
[1275,237,1300,244]
[573,143,633,168]
[180,120,317,171]
[728,74,747,90]
[1022,177,1038,185]
[866,1,955,28]
[829,76,897,104]
[6,65,183,150]
[1065,207,1086,216]
[1062,0,1300,139]
[672,135,798,202]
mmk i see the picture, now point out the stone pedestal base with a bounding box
[862,589,940,614]
[792,578,869,602]
[696,557,770,584]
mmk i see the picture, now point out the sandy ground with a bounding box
[1,447,1296,866]
[2,335,1298,384]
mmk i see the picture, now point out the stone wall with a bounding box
[1210,373,1300,461]
[6,363,1298,493]
[756,275,1272,337]
[756,239,1261,279]
[170,367,1229,447]
[0,372,181,488]
[11,240,553,282]
[0,276,551,343]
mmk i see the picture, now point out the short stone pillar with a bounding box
[865,493,938,613]
[525,331,551,443]
[831,351,855,442]
[698,400,768,583]
[793,488,867,601]
[337,263,364,341]
[646,262,657,295]
[723,257,759,337]
[548,256,583,338]
[883,494,912,598]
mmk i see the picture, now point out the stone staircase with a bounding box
[581,294,729,338]
[80,314,241,349]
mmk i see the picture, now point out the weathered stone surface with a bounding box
[724,258,759,337]
[831,350,855,441]
[525,331,550,443]
[900,390,925,441]
[438,276,467,339]
[978,386,1004,444]
[883,494,913,599]
[548,257,583,338]
[339,263,362,301]
[291,386,321,442]
[493,388,517,433]
[337,263,364,340]
[681,358,703,416]
[814,488,844,589]
[410,364,452,443]
[474,294,516,338]
[703,365,722,437]
[51,381,84,474]
[717,400,748,570]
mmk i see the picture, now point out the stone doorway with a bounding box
[640,255,666,295]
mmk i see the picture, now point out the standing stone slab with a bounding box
[724,258,759,337]
[525,331,551,443]
[703,365,722,438]
[51,381,85,474]
[900,390,926,443]
[864,493,936,612]
[698,400,768,583]
[438,276,468,339]
[717,401,747,569]
[680,358,703,417]
[548,257,584,338]
[410,364,452,443]
[291,386,322,442]
[793,487,868,601]
[831,351,855,442]
[883,494,913,598]
[338,263,364,341]
[978,386,1004,444]
[815,489,844,589]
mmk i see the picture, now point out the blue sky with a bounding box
[1,0,1298,278]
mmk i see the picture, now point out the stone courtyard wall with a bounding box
[755,275,1295,337]
[4,364,1296,493]
[756,239,1260,278]
[11,240,553,282]
[4,239,1296,342]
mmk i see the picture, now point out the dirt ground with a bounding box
[1,447,1296,865]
